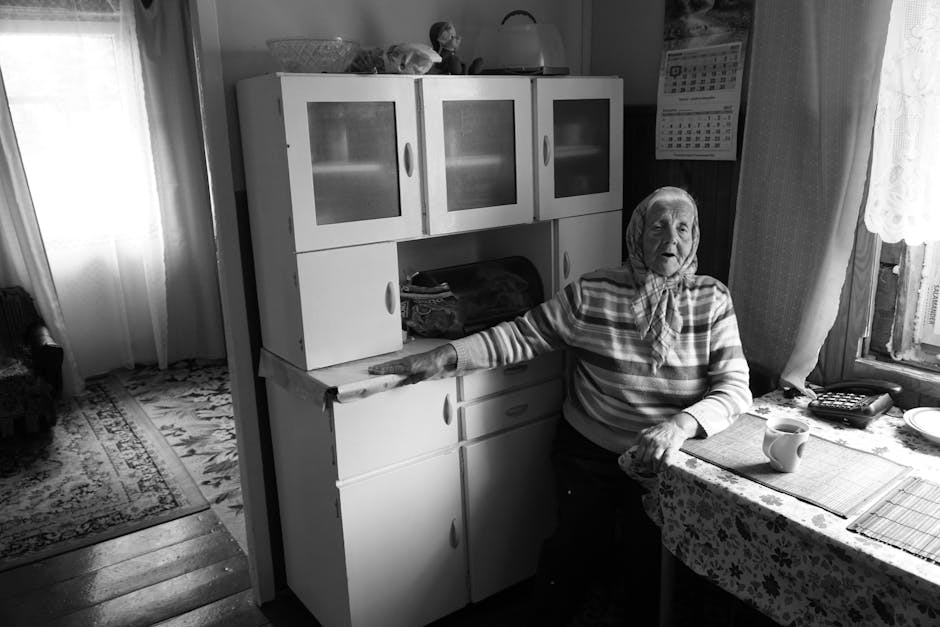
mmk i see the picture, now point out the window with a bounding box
[0,1,166,375]
[851,0,940,398]
[865,241,940,375]
[0,15,159,246]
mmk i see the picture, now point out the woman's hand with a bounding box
[367,344,457,384]
[631,412,701,473]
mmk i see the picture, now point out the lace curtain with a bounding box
[864,0,940,245]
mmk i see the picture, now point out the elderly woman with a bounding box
[369,186,751,624]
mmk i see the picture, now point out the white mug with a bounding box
[762,416,810,472]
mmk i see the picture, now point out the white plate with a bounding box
[903,407,940,445]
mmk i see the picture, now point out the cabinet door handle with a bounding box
[443,393,454,426]
[542,134,551,166]
[563,251,571,279]
[404,142,414,177]
[449,519,460,548]
[505,403,529,417]
[385,281,397,315]
[503,363,529,376]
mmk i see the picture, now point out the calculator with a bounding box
[808,380,901,428]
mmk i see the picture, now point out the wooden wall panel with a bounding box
[622,106,741,284]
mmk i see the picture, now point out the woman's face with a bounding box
[641,199,695,277]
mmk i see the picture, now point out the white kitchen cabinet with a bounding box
[534,77,624,221]
[555,210,624,288]
[265,373,465,627]
[238,73,423,252]
[463,416,559,602]
[421,76,535,235]
[260,345,564,627]
[242,71,626,626]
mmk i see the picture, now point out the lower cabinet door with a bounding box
[463,416,558,602]
[339,450,468,627]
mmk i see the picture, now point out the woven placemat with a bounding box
[681,412,911,517]
[848,476,940,564]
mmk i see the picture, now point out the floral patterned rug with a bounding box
[0,376,208,571]
[115,359,245,552]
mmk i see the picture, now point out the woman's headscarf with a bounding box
[624,186,700,370]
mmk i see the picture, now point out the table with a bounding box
[639,390,940,626]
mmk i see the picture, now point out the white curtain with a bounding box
[0,66,83,396]
[864,0,940,245]
[0,0,224,379]
[134,0,224,364]
[728,1,892,392]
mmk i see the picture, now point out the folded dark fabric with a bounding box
[400,256,543,339]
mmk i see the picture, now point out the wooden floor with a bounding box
[0,509,534,627]
[0,507,776,627]
[0,510,315,627]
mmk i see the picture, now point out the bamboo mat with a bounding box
[848,477,940,565]
[681,412,911,517]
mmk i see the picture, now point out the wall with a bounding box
[590,0,740,283]
[590,0,665,105]
[215,0,580,190]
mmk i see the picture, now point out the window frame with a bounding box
[846,235,940,405]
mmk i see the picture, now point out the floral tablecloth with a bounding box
[639,390,940,627]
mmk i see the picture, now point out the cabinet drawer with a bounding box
[460,379,564,440]
[334,378,458,480]
[458,352,564,401]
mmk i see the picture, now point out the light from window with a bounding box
[0,29,160,245]
[859,0,940,384]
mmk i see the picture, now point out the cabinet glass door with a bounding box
[421,77,534,234]
[553,99,610,198]
[535,77,623,220]
[307,101,400,225]
[281,75,422,251]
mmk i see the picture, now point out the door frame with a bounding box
[189,0,277,603]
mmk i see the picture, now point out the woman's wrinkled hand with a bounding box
[631,412,700,474]
[367,344,457,385]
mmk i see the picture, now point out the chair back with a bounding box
[0,286,43,357]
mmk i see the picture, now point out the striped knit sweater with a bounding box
[450,266,752,453]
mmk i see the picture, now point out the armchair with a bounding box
[0,286,64,437]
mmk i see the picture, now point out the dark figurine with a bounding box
[428,21,483,75]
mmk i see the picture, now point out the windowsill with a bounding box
[853,358,940,407]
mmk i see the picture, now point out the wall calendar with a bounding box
[655,41,745,161]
